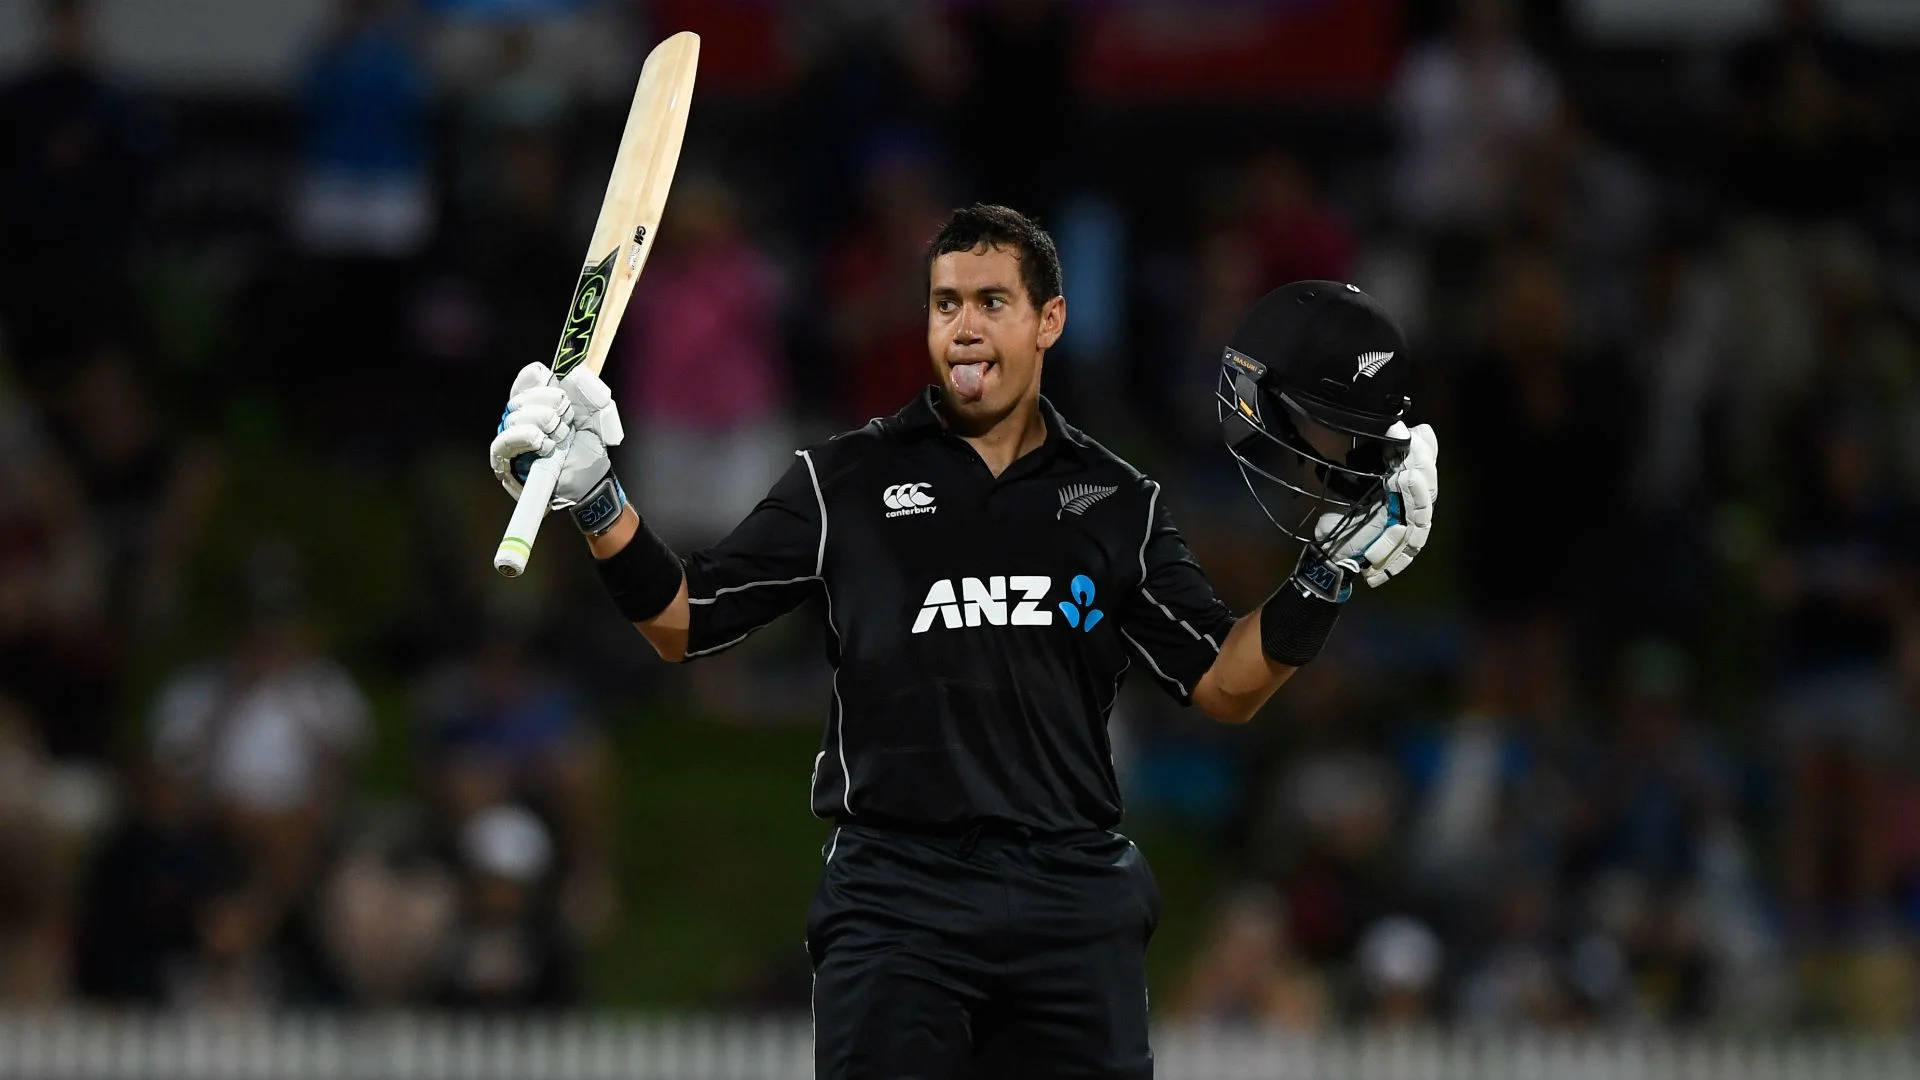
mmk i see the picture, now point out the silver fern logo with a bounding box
[1355,350,1395,380]
[1057,483,1119,519]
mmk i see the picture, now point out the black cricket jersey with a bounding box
[675,388,1237,833]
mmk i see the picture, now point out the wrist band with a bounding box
[571,471,629,537]
[593,516,683,623]
[1291,549,1354,605]
[1259,582,1342,667]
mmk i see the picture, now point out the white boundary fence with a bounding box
[0,1013,1914,1080]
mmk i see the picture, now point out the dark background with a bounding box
[2,0,1919,1032]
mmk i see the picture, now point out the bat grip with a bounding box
[494,454,563,577]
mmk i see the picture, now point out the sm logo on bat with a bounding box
[552,248,619,374]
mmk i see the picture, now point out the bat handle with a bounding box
[494,454,563,577]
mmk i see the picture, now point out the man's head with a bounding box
[924,204,1064,433]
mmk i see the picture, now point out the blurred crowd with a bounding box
[2,0,1918,1032]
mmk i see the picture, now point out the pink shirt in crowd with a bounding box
[620,239,784,429]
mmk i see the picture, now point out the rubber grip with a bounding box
[494,454,562,577]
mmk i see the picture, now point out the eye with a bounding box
[935,298,957,313]
[984,296,1005,310]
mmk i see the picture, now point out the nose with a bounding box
[952,303,982,343]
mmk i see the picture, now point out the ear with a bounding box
[1035,295,1066,351]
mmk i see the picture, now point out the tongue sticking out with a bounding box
[951,361,987,401]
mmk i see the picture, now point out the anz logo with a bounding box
[1057,574,1104,632]
[910,575,1105,635]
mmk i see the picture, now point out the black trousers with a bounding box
[806,823,1161,1079]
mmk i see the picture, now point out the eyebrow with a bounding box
[930,285,1015,298]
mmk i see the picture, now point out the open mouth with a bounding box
[949,360,995,402]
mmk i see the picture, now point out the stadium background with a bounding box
[2,0,1920,1069]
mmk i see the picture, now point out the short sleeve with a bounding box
[1118,481,1237,704]
[680,450,826,659]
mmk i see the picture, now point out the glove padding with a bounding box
[1309,421,1438,590]
[488,362,626,509]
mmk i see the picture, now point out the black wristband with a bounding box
[593,516,683,623]
[1259,581,1343,667]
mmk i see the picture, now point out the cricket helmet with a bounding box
[1217,280,1413,548]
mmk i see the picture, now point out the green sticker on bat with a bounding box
[552,247,620,376]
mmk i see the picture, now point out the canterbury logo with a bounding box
[1057,483,1119,519]
[1355,351,1394,380]
[913,576,1054,633]
[883,482,936,518]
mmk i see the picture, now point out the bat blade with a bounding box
[495,31,699,578]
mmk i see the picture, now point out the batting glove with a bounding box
[489,362,626,510]
[1295,421,1438,600]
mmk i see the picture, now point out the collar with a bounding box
[891,386,1086,472]
[893,385,946,435]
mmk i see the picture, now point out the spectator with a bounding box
[1355,916,1444,1024]
[1764,411,1913,941]
[617,176,790,547]
[73,760,244,1003]
[1453,247,1639,629]
[1586,641,1724,890]
[1578,646,1773,1025]
[1390,0,1559,236]
[0,364,113,760]
[148,543,370,909]
[280,0,435,455]
[313,812,457,1005]
[0,704,75,1002]
[1254,749,1402,970]
[0,0,157,361]
[411,26,577,441]
[53,347,221,640]
[1726,0,1887,222]
[1456,875,1571,1028]
[1180,154,1357,428]
[1506,105,1654,347]
[431,804,578,1009]
[1625,236,1733,515]
[165,870,285,1009]
[415,629,615,940]
[1400,633,1559,900]
[1239,154,1357,290]
[781,1,963,236]
[291,0,433,257]
[1175,884,1328,1028]
[956,0,1078,211]
[1,346,222,762]
[822,137,951,425]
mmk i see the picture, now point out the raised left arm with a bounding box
[1190,608,1298,724]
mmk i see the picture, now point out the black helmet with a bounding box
[1217,281,1413,547]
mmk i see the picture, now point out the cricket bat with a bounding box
[494,31,700,577]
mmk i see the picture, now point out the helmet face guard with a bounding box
[1218,345,1409,549]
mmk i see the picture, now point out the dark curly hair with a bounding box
[925,204,1063,313]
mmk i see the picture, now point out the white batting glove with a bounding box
[1311,421,1439,590]
[488,363,626,509]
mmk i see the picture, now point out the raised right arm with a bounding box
[586,451,826,664]
[586,506,691,661]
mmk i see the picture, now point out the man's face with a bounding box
[927,244,1063,432]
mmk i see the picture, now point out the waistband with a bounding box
[836,818,1114,858]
